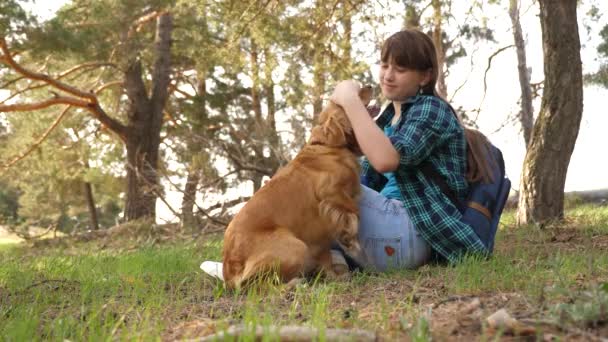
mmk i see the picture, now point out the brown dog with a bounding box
[222,86,373,289]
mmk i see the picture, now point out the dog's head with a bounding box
[309,86,373,154]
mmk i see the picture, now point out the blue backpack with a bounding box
[422,140,511,254]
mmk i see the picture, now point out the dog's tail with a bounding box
[226,254,281,290]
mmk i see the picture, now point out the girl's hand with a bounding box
[330,80,361,108]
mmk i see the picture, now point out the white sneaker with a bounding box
[200,261,224,281]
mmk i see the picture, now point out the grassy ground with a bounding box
[1,205,607,341]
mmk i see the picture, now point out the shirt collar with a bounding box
[376,94,426,127]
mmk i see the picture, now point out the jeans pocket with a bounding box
[363,236,402,271]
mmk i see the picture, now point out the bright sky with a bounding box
[11,0,608,223]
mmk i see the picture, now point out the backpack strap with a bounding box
[419,162,462,211]
[467,201,492,220]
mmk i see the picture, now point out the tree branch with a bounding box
[0,96,89,112]
[1,105,73,171]
[200,325,376,342]
[0,62,118,105]
[93,80,123,93]
[127,10,161,38]
[202,196,250,212]
[0,55,52,89]
[226,0,275,48]
[474,44,515,121]
[1,37,96,101]
[0,37,128,140]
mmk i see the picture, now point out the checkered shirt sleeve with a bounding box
[360,95,488,263]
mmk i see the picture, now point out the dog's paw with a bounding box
[331,263,349,276]
[285,277,305,291]
[324,267,351,282]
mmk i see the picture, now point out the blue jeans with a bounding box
[344,185,431,271]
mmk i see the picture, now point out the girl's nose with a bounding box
[383,67,394,81]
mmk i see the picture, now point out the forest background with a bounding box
[3,1,608,340]
[1,0,607,233]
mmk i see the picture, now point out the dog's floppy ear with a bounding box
[308,117,347,147]
[309,126,326,145]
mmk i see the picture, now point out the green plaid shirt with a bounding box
[360,95,488,263]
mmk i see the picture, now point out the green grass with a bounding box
[1,205,607,340]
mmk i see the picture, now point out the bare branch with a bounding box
[226,0,275,48]
[169,82,195,99]
[0,96,89,112]
[203,196,250,212]
[93,80,123,93]
[1,105,73,171]
[449,45,479,103]
[1,37,97,101]
[490,112,519,135]
[0,62,115,105]
[0,81,128,172]
[196,205,230,227]
[475,44,515,121]
[0,55,52,89]
[0,37,128,140]
[127,10,161,38]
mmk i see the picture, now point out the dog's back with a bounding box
[222,146,360,289]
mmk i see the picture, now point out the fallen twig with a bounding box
[11,279,81,297]
[431,294,480,309]
[195,324,377,342]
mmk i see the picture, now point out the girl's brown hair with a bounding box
[381,29,495,183]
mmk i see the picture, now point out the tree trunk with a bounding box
[249,40,273,187]
[83,161,99,231]
[312,50,326,122]
[509,0,534,147]
[264,48,281,170]
[336,7,353,81]
[250,40,265,160]
[312,0,327,122]
[181,76,207,228]
[404,4,421,29]
[432,0,448,99]
[124,135,160,220]
[517,0,583,225]
[123,13,173,221]
[181,6,211,228]
[181,169,200,228]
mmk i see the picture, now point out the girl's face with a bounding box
[379,59,431,102]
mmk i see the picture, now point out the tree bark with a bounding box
[312,50,326,122]
[264,48,281,168]
[250,40,265,159]
[509,0,534,147]
[83,161,99,231]
[181,76,207,228]
[312,0,327,122]
[336,6,353,81]
[432,0,448,99]
[181,169,200,228]
[404,4,421,29]
[517,0,583,225]
[123,13,173,221]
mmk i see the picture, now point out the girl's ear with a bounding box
[420,68,433,88]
